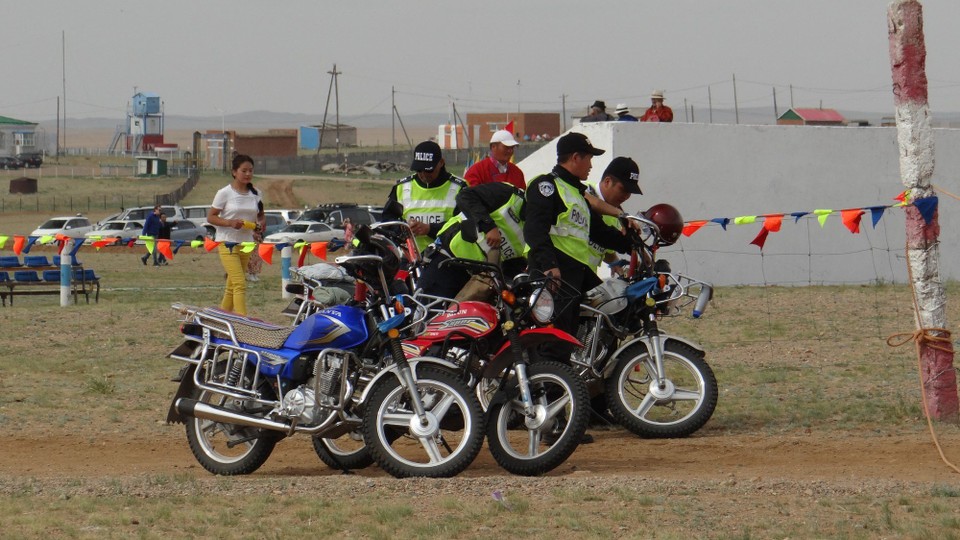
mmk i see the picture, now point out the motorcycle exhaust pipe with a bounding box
[692,284,713,319]
[176,398,292,433]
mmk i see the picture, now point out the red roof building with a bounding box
[777,108,846,126]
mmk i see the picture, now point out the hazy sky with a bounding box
[3,0,960,123]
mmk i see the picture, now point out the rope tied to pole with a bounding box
[886,327,954,355]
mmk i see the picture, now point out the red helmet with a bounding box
[643,204,684,246]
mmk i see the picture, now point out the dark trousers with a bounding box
[417,253,471,300]
[531,251,601,363]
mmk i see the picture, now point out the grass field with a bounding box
[1,165,959,538]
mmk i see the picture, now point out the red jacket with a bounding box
[641,105,674,123]
[464,156,526,191]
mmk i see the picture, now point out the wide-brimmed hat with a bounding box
[615,103,630,115]
[650,90,665,100]
[590,100,607,110]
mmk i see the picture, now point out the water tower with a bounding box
[109,91,166,153]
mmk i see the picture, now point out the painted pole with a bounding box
[60,240,72,306]
[888,0,958,421]
[281,245,293,299]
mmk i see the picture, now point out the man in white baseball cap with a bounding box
[464,129,525,190]
[614,103,638,122]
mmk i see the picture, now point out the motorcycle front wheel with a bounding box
[184,378,279,475]
[605,340,718,438]
[486,360,590,476]
[363,366,485,478]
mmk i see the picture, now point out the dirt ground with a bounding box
[3,427,955,483]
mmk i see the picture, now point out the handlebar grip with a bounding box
[692,284,713,318]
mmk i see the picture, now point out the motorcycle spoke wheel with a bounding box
[486,361,589,476]
[606,341,718,438]
[363,366,484,478]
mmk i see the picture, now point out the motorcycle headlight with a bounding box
[528,288,555,325]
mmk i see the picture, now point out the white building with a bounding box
[0,115,41,157]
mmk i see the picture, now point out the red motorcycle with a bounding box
[404,259,591,476]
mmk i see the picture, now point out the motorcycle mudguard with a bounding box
[485,328,583,377]
[166,364,198,425]
[357,356,461,404]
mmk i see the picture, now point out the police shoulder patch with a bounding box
[538,181,556,197]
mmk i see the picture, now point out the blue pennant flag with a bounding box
[865,206,887,228]
[173,240,185,254]
[23,236,38,253]
[710,217,730,230]
[790,212,809,223]
[913,196,938,225]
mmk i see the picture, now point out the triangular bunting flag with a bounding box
[865,206,887,228]
[814,209,833,227]
[0,235,6,249]
[157,240,174,261]
[190,239,203,249]
[790,212,809,223]
[710,217,730,230]
[297,243,308,267]
[913,196,938,225]
[750,228,770,250]
[13,235,25,255]
[239,241,256,254]
[141,236,155,254]
[172,240,185,254]
[733,215,757,225]
[840,209,865,234]
[504,120,514,134]
[204,238,220,252]
[762,214,783,232]
[258,243,275,265]
[311,241,328,260]
[23,236,37,253]
[682,220,707,237]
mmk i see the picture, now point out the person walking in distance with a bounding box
[140,205,162,266]
[207,154,265,316]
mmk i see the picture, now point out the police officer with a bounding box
[585,156,642,272]
[418,181,527,299]
[382,140,466,252]
[523,132,632,355]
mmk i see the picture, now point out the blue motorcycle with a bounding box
[166,226,485,478]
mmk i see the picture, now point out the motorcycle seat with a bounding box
[199,307,294,349]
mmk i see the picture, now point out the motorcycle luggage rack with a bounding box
[652,273,712,316]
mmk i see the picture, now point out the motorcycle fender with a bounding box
[358,356,461,404]
[166,364,198,425]
[605,334,705,379]
[487,327,582,375]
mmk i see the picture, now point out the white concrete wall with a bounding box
[518,122,960,286]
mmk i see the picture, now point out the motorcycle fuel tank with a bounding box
[420,301,499,342]
[285,305,369,352]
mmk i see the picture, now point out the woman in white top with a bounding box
[206,154,265,315]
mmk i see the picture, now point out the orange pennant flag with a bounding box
[92,240,112,249]
[682,220,708,237]
[157,240,174,261]
[13,235,25,255]
[310,241,328,260]
[258,243,274,265]
[762,214,784,232]
[203,237,220,252]
[841,208,865,234]
[504,120,515,134]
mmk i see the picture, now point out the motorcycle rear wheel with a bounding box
[311,431,373,470]
[486,360,590,476]
[605,341,718,438]
[363,366,485,478]
[184,383,278,476]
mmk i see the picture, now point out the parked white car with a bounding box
[31,215,95,238]
[84,220,144,241]
[264,221,341,244]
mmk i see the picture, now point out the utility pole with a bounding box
[790,84,794,108]
[561,94,567,132]
[62,31,66,153]
[391,86,395,151]
[773,86,779,119]
[708,86,713,124]
[732,73,739,125]
[318,63,341,154]
[888,0,957,421]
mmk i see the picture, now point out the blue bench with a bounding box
[0,262,100,306]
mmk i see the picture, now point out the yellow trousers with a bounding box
[218,244,251,315]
